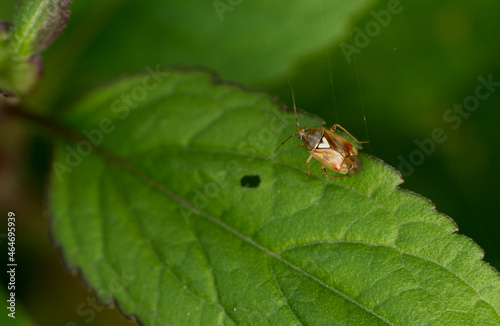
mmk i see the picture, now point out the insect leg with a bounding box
[330,124,368,146]
[346,155,363,174]
[321,166,348,178]
[304,154,313,180]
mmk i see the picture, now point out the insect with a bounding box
[274,84,365,178]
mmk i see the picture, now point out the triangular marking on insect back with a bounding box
[317,136,331,149]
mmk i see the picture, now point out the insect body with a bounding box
[274,85,364,178]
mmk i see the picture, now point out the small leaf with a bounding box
[10,0,71,56]
[0,0,71,97]
[49,68,500,325]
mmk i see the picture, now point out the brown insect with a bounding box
[274,85,365,178]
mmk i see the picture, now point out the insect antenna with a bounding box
[288,81,301,128]
[270,82,301,156]
[272,133,295,154]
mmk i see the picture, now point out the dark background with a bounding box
[1,0,499,325]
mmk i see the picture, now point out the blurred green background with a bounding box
[1,0,499,325]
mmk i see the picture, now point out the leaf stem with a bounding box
[2,103,79,142]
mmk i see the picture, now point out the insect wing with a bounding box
[346,155,362,174]
[312,147,348,174]
[321,129,362,174]
[323,129,357,156]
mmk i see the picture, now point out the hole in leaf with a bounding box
[240,175,260,188]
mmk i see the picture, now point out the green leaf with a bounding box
[49,68,500,325]
[10,0,71,56]
[0,0,71,97]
